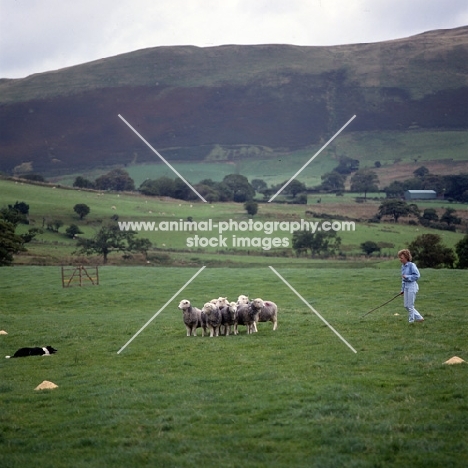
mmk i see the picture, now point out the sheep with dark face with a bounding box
[202,302,222,337]
[252,298,278,331]
[220,301,238,336]
[237,294,260,332]
[235,302,260,334]
[199,310,208,336]
[178,299,204,337]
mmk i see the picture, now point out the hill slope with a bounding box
[1,26,468,175]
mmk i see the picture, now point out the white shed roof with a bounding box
[405,190,436,194]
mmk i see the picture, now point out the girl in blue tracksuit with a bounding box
[398,249,424,323]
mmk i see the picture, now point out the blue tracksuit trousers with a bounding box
[403,287,423,323]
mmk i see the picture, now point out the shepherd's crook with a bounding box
[361,293,402,319]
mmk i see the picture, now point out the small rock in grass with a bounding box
[443,356,465,365]
[35,381,58,390]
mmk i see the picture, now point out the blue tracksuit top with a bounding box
[401,261,420,292]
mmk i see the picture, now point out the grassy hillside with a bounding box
[1,178,466,267]
[1,27,468,176]
[2,27,468,104]
[1,266,467,467]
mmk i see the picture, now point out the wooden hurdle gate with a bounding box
[61,265,99,288]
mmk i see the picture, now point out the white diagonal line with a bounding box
[268,115,356,202]
[117,266,206,354]
[268,266,357,354]
[118,114,207,203]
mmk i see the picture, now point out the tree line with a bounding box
[383,167,468,202]
[69,160,468,204]
[74,170,257,203]
[291,226,468,269]
[361,233,468,269]
[73,169,308,203]
[0,202,40,265]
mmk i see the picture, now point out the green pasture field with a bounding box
[51,147,337,189]
[49,129,468,190]
[1,179,466,266]
[335,130,468,168]
[1,266,467,467]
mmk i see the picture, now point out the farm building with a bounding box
[404,190,437,200]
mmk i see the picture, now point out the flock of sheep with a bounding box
[177,295,278,337]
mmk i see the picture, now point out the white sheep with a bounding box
[202,302,222,337]
[178,299,204,337]
[209,297,228,334]
[211,297,228,308]
[237,294,249,305]
[220,301,238,336]
[251,298,278,331]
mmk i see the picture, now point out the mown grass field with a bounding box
[1,266,467,467]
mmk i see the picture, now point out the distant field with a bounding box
[336,130,468,166]
[51,147,338,189]
[1,266,467,467]
[49,129,468,192]
[1,179,466,267]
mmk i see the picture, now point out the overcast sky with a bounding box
[1,0,467,79]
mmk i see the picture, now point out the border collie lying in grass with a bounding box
[5,346,57,359]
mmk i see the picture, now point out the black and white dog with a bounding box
[5,346,57,359]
